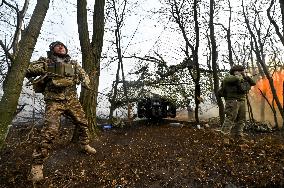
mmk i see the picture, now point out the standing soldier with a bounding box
[26,41,96,182]
[219,65,256,144]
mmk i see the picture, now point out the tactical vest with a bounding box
[47,61,75,88]
[47,61,75,77]
[31,60,76,93]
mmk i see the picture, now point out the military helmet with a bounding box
[229,65,245,75]
[49,41,68,54]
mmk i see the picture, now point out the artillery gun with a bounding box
[137,94,176,119]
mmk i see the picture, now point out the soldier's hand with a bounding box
[243,75,250,81]
[234,71,243,79]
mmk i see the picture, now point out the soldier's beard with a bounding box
[54,53,67,58]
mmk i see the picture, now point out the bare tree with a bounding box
[166,0,201,122]
[0,0,30,114]
[242,0,284,128]
[215,0,234,67]
[267,0,284,46]
[0,0,50,148]
[209,0,225,124]
[108,0,130,120]
[76,0,106,138]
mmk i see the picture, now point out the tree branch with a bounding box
[0,40,14,62]
[267,0,284,46]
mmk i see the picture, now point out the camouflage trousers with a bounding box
[221,99,246,136]
[33,99,90,164]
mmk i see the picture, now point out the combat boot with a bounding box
[81,144,96,155]
[29,164,43,182]
[221,133,233,145]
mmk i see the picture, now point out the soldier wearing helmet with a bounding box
[26,41,96,182]
[218,65,256,144]
[49,41,68,56]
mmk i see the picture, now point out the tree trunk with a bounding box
[260,95,266,121]
[77,0,96,137]
[171,0,201,122]
[76,0,105,140]
[108,0,128,120]
[0,0,50,148]
[249,40,265,121]
[209,0,225,124]
[193,0,200,123]
[268,0,284,47]
[109,62,121,119]
[226,0,234,67]
[91,0,106,124]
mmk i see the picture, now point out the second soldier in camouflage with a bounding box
[219,65,256,143]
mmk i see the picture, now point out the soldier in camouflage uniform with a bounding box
[26,41,96,182]
[219,65,256,143]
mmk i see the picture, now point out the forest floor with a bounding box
[1,115,284,188]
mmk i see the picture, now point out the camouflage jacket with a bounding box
[222,74,256,101]
[26,55,91,101]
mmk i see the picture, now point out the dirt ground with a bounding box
[1,117,284,188]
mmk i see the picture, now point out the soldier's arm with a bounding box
[223,75,241,84]
[26,57,47,78]
[243,76,256,86]
[73,61,91,89]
